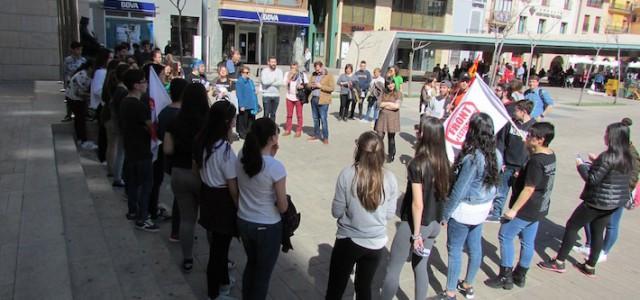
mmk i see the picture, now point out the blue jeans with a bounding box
[124,158,153,222]
[262,96,280,122]
[584,206,623,254]
[446,218,483,292]
[237,218,282,300]
[490,166,517,218]
[310,96,329,140]
[364,98,379,121]
[498,217,539,268]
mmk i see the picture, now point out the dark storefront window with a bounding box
[391,0,447,31]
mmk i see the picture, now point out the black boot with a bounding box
[512,265,528,288]
[485,266,514,290]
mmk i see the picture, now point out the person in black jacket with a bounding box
[488,101,536,222]
[538,121,633,277]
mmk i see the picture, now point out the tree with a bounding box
[525,18,561,73]
[168,0,187,57]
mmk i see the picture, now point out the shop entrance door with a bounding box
[238,30,258,64]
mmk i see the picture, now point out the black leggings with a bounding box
[326,238,383,300]
[339,94,352,119]
[556,202,616,266]
[349,98,362,119]
[377,132,396,157]
[207,231,233,298]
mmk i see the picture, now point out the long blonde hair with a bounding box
[353,131,386,211]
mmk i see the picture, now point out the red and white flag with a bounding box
[443,78,521,162]
[148,69,171,162]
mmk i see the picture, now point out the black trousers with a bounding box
[69,100,87,142]
[556,202,616,266]
[237,110,255,139]
[97,105,107,162]
[326,238,383,300]
[207,231,233,298]
[339,95,352,119]
[378,132,396,157]
[171,197,180,236]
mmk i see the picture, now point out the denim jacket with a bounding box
[442,149,503,222]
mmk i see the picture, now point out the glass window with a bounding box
[537,19,546,34]
[582,15,590,32]
[564,0,571,10]
[594,16,601,33]
[518,16,527,33]
[560,22,568,34]
[586,0,602,8]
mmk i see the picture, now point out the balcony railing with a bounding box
[606,24,629,33]
[489,10,513,25]
[609,1,632,13]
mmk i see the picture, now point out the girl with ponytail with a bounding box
[326,131,399,300]
[236,117,288,300]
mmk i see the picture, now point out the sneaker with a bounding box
[182,258,194,273]
[575,262,596,278]
[125,213,137,220]
[61,116,73,122]
[169,234,180,242]
[80,141,98,150]
[307,136,319,141]
[485,215,501,223]
[219,277,236,296]
[598,252,607,263]
[537,258,566,273]
[282,131,291,136]
[322,139,329,145]
[112,180,125,188]
[434,292,456,300]
[135,219,159,232]
[457,280,475,299]
[572,245,591,256]
[214,295,238,300]
[359,118,370,123]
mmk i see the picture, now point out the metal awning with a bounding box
[394,31,640,56]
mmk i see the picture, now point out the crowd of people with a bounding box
[61,39,639,300]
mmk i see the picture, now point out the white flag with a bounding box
[148,69,171,162]
[443,78,519,162]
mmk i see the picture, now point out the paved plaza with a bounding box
[1,81,639,300]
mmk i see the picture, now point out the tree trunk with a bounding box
[578,48,601,106]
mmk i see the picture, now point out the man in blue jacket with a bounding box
[524,76,554,121]
[351,61,371,119]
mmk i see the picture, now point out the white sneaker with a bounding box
[598,251,607,263]
[214,295,237,300]
[572,245,590,256]
[80,141,98,150]
[219,277,236,296]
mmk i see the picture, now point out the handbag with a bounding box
[624,182,640,210]
[296,74,310,104]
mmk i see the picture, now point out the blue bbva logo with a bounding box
[121,1,140,9]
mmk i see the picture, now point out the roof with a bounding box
[394,31,640,56]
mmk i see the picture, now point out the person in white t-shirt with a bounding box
[283,62,308,137]
[236,117,288,300]
[193,100,239,300]
[436,113,502,300]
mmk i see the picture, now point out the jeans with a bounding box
[237,218,282,300]
[124,158,153,222]
[556,202,615,266]
[237,110,255,139]
[364,98,379,121]
[207,231,233,299]
[490,166,518,218]
[446,218,483,292]
[339,94,352,119]
[285,99,303,133]
[149,152,165,219]
[326,238,384,300]
[262,96,280,122]
[584,206,623,254]
[171,167,201,260]
[498,217,539,268]
[310,96,329,140]
[106,121,125,181]
[381,221,441,300]
[69,100,87,142]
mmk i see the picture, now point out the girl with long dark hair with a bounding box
[194,100,239,299]
[375,78,402,163]
[326,131,399,300]
[163,83,209,272]
[236,117,288,300]
[539,121,633,277]
[437,113,502,300]
[65,60,95,150]
[381,116,450,300]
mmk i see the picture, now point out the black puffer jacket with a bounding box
[578,152,631,210]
